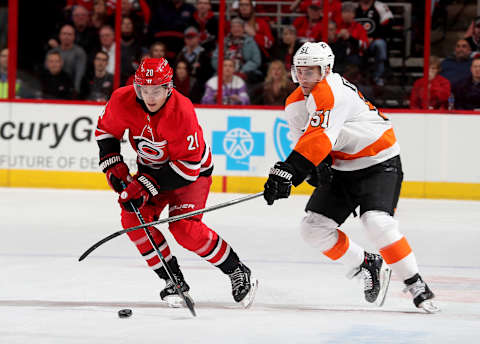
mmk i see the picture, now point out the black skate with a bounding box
[349,252,391,306]
[404,273,440,313]
[228,262,258,308]
[156,257,193,308]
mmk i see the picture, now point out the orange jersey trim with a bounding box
[379,236,412,264]
[331,127,397,161]
[293,80,335,166]
[323,230,349,260]
[285,86,305,107]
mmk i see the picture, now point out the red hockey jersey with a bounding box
[95,86,213,189]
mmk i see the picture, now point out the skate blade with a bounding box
[240,277,259,309]
[375,266,392,307]
[163,292,194,308]
[419,300,441,314]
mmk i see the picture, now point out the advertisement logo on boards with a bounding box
[273,118,294,161]
[212,116,265,171]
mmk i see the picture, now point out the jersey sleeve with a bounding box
[286,78,350,185]
[293,79,349,166]
[285,87,308,145]
[95,93,128,158]
[166,108,205,183]
[150,98,208,190]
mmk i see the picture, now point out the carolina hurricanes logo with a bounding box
[133,124,168,167]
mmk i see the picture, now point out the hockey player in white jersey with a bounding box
[263,42,439,313]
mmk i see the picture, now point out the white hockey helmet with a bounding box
[291,41,335,83]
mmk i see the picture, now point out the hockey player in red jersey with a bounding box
[263,42,439,313]
[96,58,257,308]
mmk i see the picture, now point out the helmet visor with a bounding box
[291,65,324,84]
[134,83,171,100]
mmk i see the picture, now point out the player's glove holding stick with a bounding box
[119,174,160,212]
[263,161,296,205]
[100,154,133,193]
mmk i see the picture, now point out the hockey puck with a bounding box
[118,309,132,318]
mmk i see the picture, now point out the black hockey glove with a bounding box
[99,153,133,193]
[306,156,333,188]
[264,161,296,205]
[118,174,160,212]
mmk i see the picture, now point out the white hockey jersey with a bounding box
[285,72,400,171]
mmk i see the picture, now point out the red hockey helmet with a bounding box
[134,58,174,99]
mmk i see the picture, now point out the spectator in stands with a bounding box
[176,26,213,87]
[188,0,218,53]
[48,24,87,94]
[250,60,295,105]
[174,58,204,103]
[120,16,143,85]
[465,16,480,57]
[337,2,368,53]
[91,0,112,29]
[211,18,262,85]
[236,0,274,60]
[452,57,480,110]
[0,47,8,98]
[72,5,100,54]
[327,21,362,75]
[99,25,116,74]
[65,0,94,14]
[105,0,150,20]
[80,50,113,101]
[0,1,7,50]
[440,39,472,87]
[271,25,302,72]
[106,0,150,35]
[149,41,167,59]
[41,51,75,99]
[0,47,35,99]
[174,59,193,97]
[293,0,324,43]
[148,0,195,56]
[202,58,250,105]
[409,56,450,110]
[355,0,393,86]
[0,48,17,99]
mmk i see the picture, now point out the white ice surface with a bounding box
[1,188,480,343]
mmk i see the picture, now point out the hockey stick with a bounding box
[123,182,196,316]
[79,191,264,262]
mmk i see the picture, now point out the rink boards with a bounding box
[0,101,479,200]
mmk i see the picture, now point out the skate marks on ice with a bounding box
[0,298,472,318]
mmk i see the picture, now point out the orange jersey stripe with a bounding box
[331,127,397,161]
[379,236,412,264]
[323,230,349,260]
[293,80,335,166]
[285,86,305,107]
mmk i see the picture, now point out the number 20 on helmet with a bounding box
[134,58,174,99]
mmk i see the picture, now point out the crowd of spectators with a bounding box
[0,0,479,110]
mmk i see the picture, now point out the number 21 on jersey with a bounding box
[187,132,199,150]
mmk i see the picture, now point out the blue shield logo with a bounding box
[212,116,265,171]
[273,118,293,161]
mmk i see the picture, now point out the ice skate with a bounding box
[159,272,193,308]
[404,273,440,313]
[349,252,391,306]
[156,257,193,308]
[228,262,258,308]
